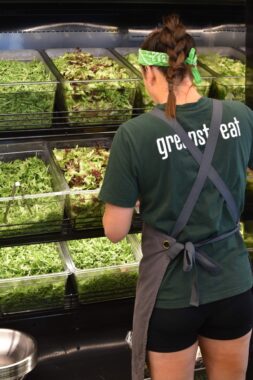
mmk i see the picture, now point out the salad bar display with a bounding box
[63,235,141,303]
[0,0,251,376]
[51,139,110,229]
[44,48,139,126]
[198,47,245,101]
[0,234,142,314]
[0,48,246,132]
[117,49,155,110]
[113,46,246,108]
[0,242,69,314]
[0,143,66,237]
[0,50,57,130]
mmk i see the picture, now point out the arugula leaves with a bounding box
[0,156,64,237]
[0,59,56,129]
[0,243,66,313]
[67,237,138,302]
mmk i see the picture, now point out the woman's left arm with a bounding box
[102,203,135,243]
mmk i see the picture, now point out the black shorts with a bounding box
[147,289,253,353]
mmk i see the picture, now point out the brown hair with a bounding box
[141,14,195,118]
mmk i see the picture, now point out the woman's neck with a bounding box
[157,85,202,105]
[154,75,202,106]
[175,85,202,105]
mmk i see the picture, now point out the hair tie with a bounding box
[184,48,202,84]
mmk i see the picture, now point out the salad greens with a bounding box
[136,233,142,243]
[198,54,245,101]
[67,237,138,302]
[0,155,64,237]
[241,220,253,249]
[0,243,66,313]
[68,237,135,268]
[52,50,137,124]
[125,52,154,111]
[53,145,109,228]
[0,59,56,129]
[0,243,64,278]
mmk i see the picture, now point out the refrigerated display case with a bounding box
[0,1,252,379]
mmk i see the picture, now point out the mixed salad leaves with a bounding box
[67,237,138,302]
[124,52,154,110]
[52,50,137,124]
[198,54,245,101]
[53,145,109,228]
[0,155,64,237]
[0,59,56,129]
[239,220,253,252]
[0,243,66,313]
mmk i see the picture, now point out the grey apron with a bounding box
[131,99,240,380]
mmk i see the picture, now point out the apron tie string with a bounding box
[164,235,234,306]
[165,239,221,275]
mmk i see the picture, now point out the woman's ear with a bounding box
[144,66,156,86]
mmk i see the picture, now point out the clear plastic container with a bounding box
[0,50,58,130]
[0,242,70,314]
[43,48,140,126]
[197,47,246,102]
[48,137,111,229]
[61,234,141,304]
[113,47,214,111]
[0,142,67,238]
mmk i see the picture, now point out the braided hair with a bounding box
[141,14,195,118]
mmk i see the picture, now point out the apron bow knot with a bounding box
[183,241,195,272]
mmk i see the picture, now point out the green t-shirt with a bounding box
[99,97,253,308]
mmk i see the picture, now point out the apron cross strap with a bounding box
[151,101,239,227]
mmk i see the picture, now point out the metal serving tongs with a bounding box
[3,181,33,223]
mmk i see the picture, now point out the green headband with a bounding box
[138,49,169,67]
[138,47,202,84]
